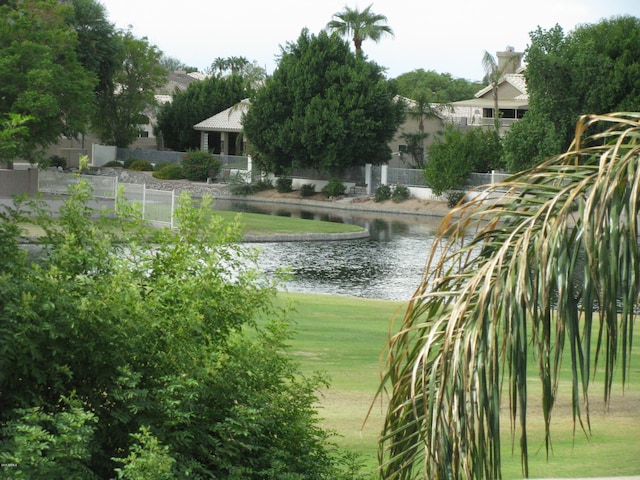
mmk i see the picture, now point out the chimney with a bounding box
[496,46,522,74]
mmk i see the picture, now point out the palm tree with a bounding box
[377,112,640,479]
[482,50,520,133]
[326,4,393,59]
[210,57,228,77]
[400,93,441,168]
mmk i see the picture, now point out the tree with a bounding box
[159,54,197,73]
[326,4,393,59]
[394,69,483,103]
[70,0,120,96]
[92,30,168,147]
[424,125,503,195]
[481,49,521,133]
[503,16,640,171]
[0,0,96,157]
[0,186,349,478]
[156,74,248,151]
[399,92,441,168]
[242,29,404,175]
[378,113,638,479]
[207,56,267,90]
[0,114,33,169]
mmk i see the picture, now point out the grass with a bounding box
[16,209,364,238]
[275,292,640,479]
[212,209,364,235]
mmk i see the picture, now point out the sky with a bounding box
[100,0,640,81]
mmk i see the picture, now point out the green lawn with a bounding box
[212,209,364,235]
[276,292,640,479]
[17,209,364,238]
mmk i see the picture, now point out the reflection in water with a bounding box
[214,199,440,301]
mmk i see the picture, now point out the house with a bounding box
[388,96,447,168]
[448,47,528,135]
[193,99,250,156]
[193,96,447,168]
[45,70,204,165]
[142,70,204,147]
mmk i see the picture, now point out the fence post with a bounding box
[170,189,175,229]
[381,165,388,186]
[365,164,372,195]
[114,176,119,213]
[142,184,146,221]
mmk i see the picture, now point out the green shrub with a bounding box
[152,164,184,180]
[39,155,67,169]
[446,190,466,208]
[127,160,154,171]
[374,184,391,202]
[392,184,411,203]
[276,177,293,193]
[181,150,221,182]
[102,160,123,168]
[50,155,67,169]
[230,183,257,196]
[300,183,316,197]
[322,178,346,197]
[123,158,139,169]
[254,178,273,191]
[153,161,171,171]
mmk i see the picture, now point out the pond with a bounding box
[213,198,443,301]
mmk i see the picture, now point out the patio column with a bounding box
[200,132,209,151]
[221,132,229,154]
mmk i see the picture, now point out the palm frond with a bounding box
[377,112,640,479]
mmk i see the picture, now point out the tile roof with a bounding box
[474,73,528,100]
[193,99,251,132]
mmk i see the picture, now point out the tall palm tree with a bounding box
[377,112,640,479]
[482,50,520,133]
[326,4,393,59]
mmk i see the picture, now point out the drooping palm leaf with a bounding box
[377,113,640,479]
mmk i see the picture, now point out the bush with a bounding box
[446,190,466,208]
[128,160,154,171]
[254,178,273,191]
[276,177,293,193]
[39,155,67,170]
[123,158,139,169]
[300,183,316,197]
[322,178,346,198]
[152,164,184,180]
[49,155,67,169]
[181,150,221,182]
[374,184,391,202]
[392,184,411,203]
[230,177,274,196]
[230,183,257,196]
[102,160,123,168]
[153,161,171,171]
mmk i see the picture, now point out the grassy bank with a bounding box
[277,292,640,479]
[17,209,364,238]
[212,209,364,235]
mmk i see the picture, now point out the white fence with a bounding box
[38,171,175,227]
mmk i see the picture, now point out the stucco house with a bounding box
[192,96,446,168]
[193,99,249,156]
[45,70,204,165]
[447,47,528,135]
[388,96,447,168]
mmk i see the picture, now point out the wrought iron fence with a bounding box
[386,168,428,187]
[117,148,185,165]
[466,172,510,188]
